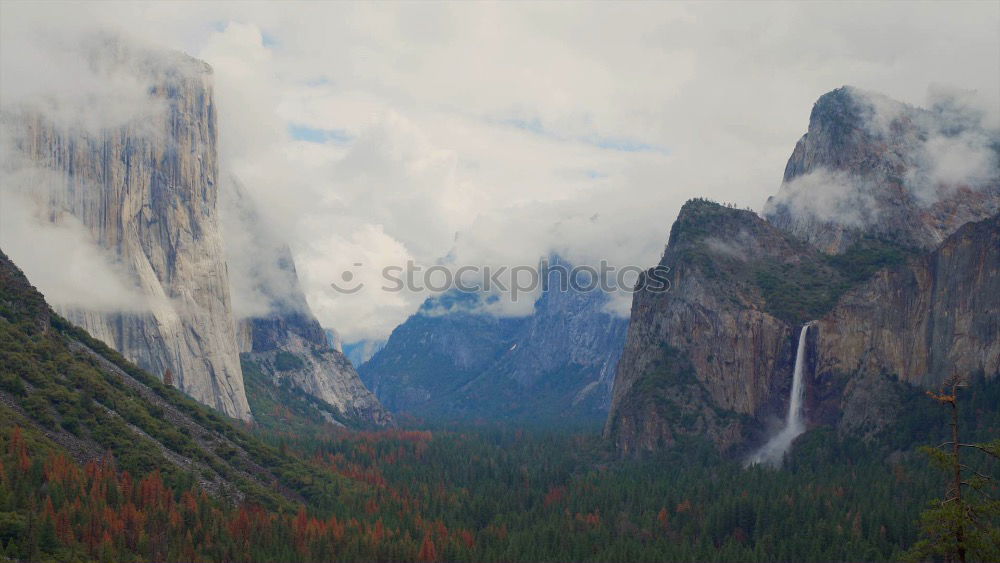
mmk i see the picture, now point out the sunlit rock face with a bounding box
[2,36,252,420]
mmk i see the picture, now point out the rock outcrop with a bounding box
[813,213,1000,436]
[223,179,391,427]
[607,86,1000,457]
[765,86,999,254]
[604,200,805,454]
[361,259,628,422]
[2,37,251,420]
[238,314,392,427]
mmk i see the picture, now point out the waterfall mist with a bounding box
[747,322,812,467]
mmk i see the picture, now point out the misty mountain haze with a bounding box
[6,2,999,346]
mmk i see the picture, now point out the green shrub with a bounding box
[0,373,26,396]
[274,351,305,372]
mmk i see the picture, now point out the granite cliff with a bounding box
[765,86,999,254]
[607,87,1000,456]
[1,37,251,420]
[813,213,1000,438]
[1,36,390,426]
[604,200,809,454]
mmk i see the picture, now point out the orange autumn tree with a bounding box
[418,534,438,562]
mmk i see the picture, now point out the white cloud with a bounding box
[921,131,997,194]
[1,1,998,341]
[767,168,879,227]
[0,175,150,313]
[0,11,170,135]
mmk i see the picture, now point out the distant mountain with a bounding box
[324,329,386,369]
[360,259,628,422]
[607,87,1000,457]
[344,340,387,368]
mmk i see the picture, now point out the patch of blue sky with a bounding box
[209,21,279,49]
[588,135,669,154]
[306,76,331,87]
[502,116,546,136]
[500,116,668,155]
[289,124,355,145]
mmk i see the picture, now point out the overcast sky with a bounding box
[2,1,998,342]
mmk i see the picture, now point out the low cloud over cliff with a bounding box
[2,1,998,342]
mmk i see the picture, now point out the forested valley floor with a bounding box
[3,380,998,563]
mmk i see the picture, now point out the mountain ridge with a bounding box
[361,259,628,422]
[606,85,1000,457]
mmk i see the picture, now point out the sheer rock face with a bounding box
[606,201,1000,457]
[4,41,251,420]
[360,262,628,422]
[223,180,391,427]
[814,214,1000,436]
[604,201,801,455]
[765,86,1000,254]
[607,87,1000,456]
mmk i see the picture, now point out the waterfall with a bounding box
[748,322,812,467]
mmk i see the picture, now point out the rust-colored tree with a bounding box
[418,534,437,562]
[163,368,174,387]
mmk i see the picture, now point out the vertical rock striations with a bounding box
[2,38,251,420]
[814,213,999,437]
[604,200,808,455]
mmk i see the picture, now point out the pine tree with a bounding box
[905,376,1000,562]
